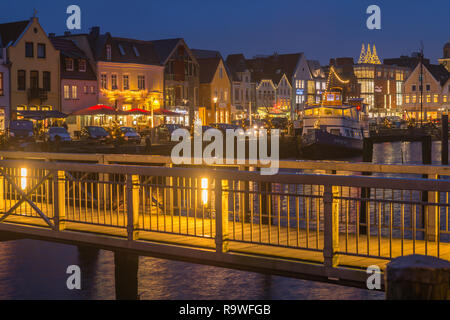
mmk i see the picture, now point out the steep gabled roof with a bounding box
[150,38,183,65]
[50,37,97,81]
[191,49,223,59]
[246,53,303,84]
[425,63,450,86]
[307,60,325,79]
[197,57,221,84]
[0,20,30,47]
[226,54,251,81]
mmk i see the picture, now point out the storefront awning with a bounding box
[18,110,68,120]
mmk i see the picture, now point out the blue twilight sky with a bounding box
[0,0,448,65]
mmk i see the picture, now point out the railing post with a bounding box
[53,170,66,231]
[126,174,140,241]
[323,184,339,268]
[426,174,439,242]
[215,178,228,253]
[0,167,4,212]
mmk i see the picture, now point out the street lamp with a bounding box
[213,97,218,123]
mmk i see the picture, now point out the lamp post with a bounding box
[213,97,218,123]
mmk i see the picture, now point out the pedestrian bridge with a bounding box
[0,152,449,291]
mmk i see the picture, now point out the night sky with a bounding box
[1,0,448,65]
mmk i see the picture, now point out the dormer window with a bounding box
[106,45,112,61]
[118,44,125,55]
[133,46,140,57]
[79,59,86,72]
[66,58,74,71]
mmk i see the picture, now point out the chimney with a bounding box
[90,26,100,38]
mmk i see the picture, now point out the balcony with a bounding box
[27,88,48,103]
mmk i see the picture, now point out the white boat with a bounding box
[301,88,367,159]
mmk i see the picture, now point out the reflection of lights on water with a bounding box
[201,178,208,205]
[20,168,27,190]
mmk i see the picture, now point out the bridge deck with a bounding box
[4,205,450,272]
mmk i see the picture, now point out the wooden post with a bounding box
[126,174,140,241]
[114,251,139,300]
[442,114,448,165]
[360,137,373,235]
[53,170,66,231]
[386,254,450,300]
[215,178,228,253]
[323,184,339,268]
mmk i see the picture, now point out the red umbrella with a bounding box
[126,108,151,115]
[71,105,124,116]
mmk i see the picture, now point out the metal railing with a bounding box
[0,159,449,270]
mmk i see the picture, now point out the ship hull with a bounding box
[300,129,363,159]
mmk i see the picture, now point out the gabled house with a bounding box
[193,50,232,125]
[226,54,256,120]
[151,38,200,125]
[0,17,60,121]
[403,62,450,120]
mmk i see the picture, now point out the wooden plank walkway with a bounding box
[2,201,450,272]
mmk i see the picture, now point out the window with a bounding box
[79,59,86,72]
[37,43,46,58]
[84,86,88,94]
[132,46,140,57]
[43,71,50,91]
[64,85,70,99]
[106,45,112,60]
[25,42,33,57]
[138,75,145,90]
[91,86,95,94]
[118,44,125,55]
[111,74,118,90]
[426,84,431,91]
[219,67,223,79]
[405,95,410,104]
[18,70,26,90]
[101,74,107,89]
[412,85,416,91]
[0,72,3,96]
[72,86,78,99]
[66,58,74,71]
[434,95,438,103]
[30,71,38,89]
[123,75,129,90]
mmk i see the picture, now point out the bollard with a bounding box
[385,254,450,300]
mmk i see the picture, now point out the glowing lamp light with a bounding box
[201,178,208,205]
[20,168,27,190]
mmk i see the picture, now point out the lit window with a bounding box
[101,74,107,89]
[64,85,70,99]
[72,86,78,99]
[138,75,145,90]
[434,95,438,103]
[37,43,46,58]
[111,74,118,90]
[123,75,129,90]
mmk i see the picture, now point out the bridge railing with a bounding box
[0,159,449,269]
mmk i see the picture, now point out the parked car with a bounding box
[44,127,72,143]
[8,120,34,143]
[80,126,111,143]
[155,124,182,141]
[120,127,141,144]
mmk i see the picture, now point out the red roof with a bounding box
[71,105,122,115]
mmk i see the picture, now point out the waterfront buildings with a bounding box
[402,62,450,120]
[225,54,257,121]
[330,44,410,118]
[0,17,60,119]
